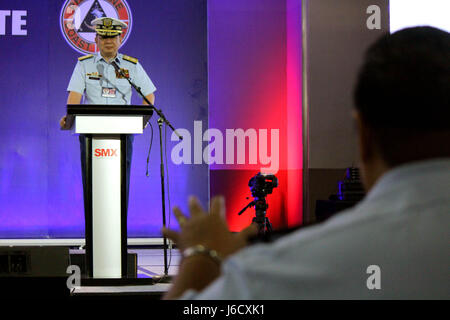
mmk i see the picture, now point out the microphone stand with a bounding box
[112,62,182,283]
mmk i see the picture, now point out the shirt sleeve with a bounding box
[133,61,156,97]
[178,258,253,300]
[67,61,86,94]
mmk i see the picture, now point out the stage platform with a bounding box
[0,246,181,300]
[0,238,166,247]
[71,248,180,297]
[71,281,172,298]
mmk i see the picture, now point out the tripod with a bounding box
[238,197,273,235]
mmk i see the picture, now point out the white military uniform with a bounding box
[67,52,156,104]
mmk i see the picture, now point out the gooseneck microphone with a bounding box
[110,59,183,141]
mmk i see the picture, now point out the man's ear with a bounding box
[353,110,374,163]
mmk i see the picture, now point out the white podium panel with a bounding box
[75,116,143,134]
[92,137,122,278]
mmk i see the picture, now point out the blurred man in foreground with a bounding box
[163,26,450,299]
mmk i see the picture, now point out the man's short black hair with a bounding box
[354,26,450,166]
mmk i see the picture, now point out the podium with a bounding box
[67,105,153,279]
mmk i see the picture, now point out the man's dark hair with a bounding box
[354,26,450,166]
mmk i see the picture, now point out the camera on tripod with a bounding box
[249,173,278,199]
[238,172,279,236]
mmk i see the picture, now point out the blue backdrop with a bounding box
[0,0,208,238]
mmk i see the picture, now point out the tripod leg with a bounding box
[265,217,273,233]
[252,217,265,236]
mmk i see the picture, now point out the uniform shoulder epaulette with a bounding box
[78,54,94,61]
[122,54,138,64]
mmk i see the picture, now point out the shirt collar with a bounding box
[95,52,122,64]
[365,158,450,202]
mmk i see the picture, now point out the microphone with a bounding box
[110,59,183,141]
[111,60,128,78]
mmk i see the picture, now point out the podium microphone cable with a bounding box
[145,120,174,274]
[146,122,154,177]
[164,123,173,269]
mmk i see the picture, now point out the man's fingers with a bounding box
[188,196,205,218]
[210,196,226,218]
[237,223,259,241]
[162,227,180,243]
[173,207,188,227]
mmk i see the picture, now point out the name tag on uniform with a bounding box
[102,87,117,98]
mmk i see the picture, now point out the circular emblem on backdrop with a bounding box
[60,0,132,54]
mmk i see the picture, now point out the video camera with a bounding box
[238,172,279,236]
[248,173,279,199]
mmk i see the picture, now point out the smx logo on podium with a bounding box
[60,0,132,54]
[94,148,118,157]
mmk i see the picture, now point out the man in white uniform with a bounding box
[162,26,450,299]
[60,17,157,212]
